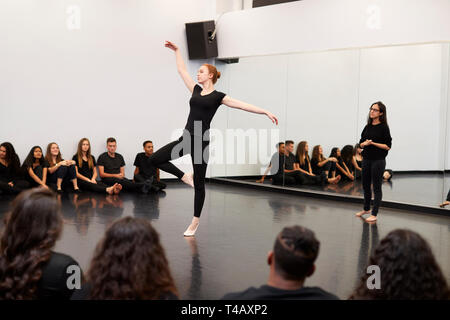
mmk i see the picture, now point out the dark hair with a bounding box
[143,140,153,147]
[106,137,116,144]
[341,145,354,166]
[367,101,388,126]
[384,169,393,181]
[350,229,449,300]
[285,140,294,146]
[22,146,45,169]
[329,147,339,159]
[273,225,319,281]
[0,142,21,176]
[0,188,62,299]
[276,142,285,148]
[353,143,362,156]
[87,217,178,299]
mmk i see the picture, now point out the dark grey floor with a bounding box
[0,181,449,299]
[231,173,450,208]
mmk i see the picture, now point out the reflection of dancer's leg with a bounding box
[147,136,194,187]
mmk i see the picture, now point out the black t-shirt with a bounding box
[185,84,226,137]
[295,155,310,172]
[221,285,339,300]
[36,251,82,300]
[133,152,157,178]
[359,123,392,160]
[72,155,97,179]
[284,153,296,171]
[71,282,179,300]
[269,152,284,175]
[0,162,13,182]
[27,160,50,180]
[310,158,322,175]
[97,152,125,174]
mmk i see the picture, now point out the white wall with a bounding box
[217,0,450,59]
[0,0,215,179]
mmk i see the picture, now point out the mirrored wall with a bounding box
[210,42,450,209]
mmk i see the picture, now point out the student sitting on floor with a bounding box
[221,225,339,300]
[0,142,29,195]
[98,137,151,194]
[133,140,166,192]
[257,142,288,185]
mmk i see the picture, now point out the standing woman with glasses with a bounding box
[356,102,392,222]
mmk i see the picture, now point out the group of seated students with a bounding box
[0,187,448,300]
[0,138,166,196]
[258,140,393,186]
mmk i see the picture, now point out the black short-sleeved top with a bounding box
[72,155,97,179]
[221,285,339,300]
[269,152,284,175]
[185,84,226,137]
[70,282,179,300]
[359,123,392,160]
[310,158,322,175]
[295,155,310,172]
[284,153,296,171]
[133,152,157,179]
[97,152,125,174]
[36,251,83,300]
[0,162,13,182]
[27,160,50,179]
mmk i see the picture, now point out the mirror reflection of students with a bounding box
[356,102,392,223]
[439,189,450,208]
[311,145,338,179]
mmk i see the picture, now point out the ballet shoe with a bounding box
[183,222,199,237]
[181,172,194,188]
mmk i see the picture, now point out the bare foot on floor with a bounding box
[439,201,450,208]
[355,210,370,217]
[328,175,341,184]
[181,172,194,188]
[106,186,114,195]
[113,183,122,194]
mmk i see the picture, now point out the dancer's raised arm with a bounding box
[165,41,195,93]
[222,96,278,125]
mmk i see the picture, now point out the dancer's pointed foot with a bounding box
[183,217,199,237]
[365,215,377,222]
[439,201,450,208]
[355,210,370,217]
[181,172,194,188]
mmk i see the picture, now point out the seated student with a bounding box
[311,145,337,178]
[22,146,50,189]
[281,140,310,186]
[294,141,340,185]
[256,142,294,185]
[352,143,363,179]
[0,142,29,194]
[350,229,449,300]
[222,225,339,300]
[98,137,151,194]
[330,147,354,182]
[134,140,166,192]
[45,142,80,194]
[0,188,83,299]
[383,169,393,181]
[73,138,121,195]
[71,217,178,300]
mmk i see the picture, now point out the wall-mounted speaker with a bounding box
[185,20,218,60]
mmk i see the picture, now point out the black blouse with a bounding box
[359,123,392,160]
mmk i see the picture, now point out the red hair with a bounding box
[202,64,221,84]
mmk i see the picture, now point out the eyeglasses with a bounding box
[370,107,380,112]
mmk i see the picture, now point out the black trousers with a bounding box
[362,159,386,216]
[0,180,29,195]
[47,165,77,184]
[145,134,209,218]
[134,173,167,190]
[101,177,145,193]
[447,189,450,202]
[77,179,108,193]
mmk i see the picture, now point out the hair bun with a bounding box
[217,71,221,79]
